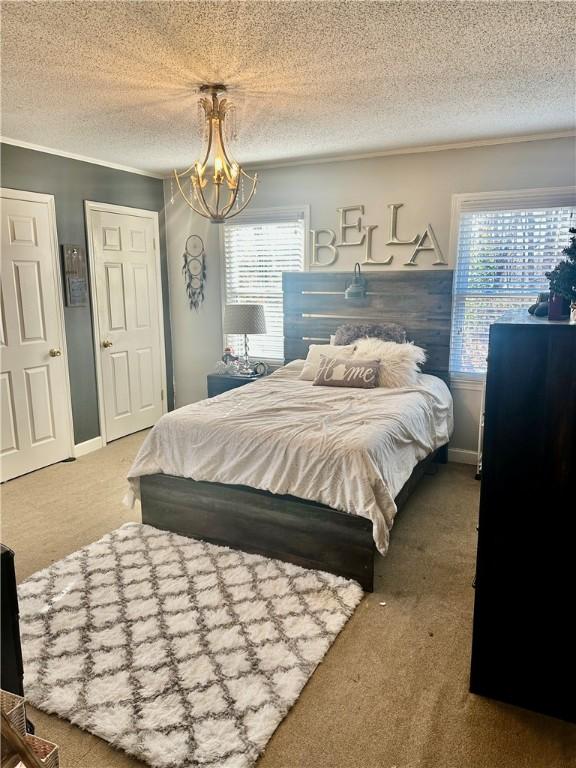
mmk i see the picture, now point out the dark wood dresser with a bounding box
[470,311,576,722]
[1,544,25,697]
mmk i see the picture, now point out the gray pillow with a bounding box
[334,322,407,345]
[313,356,379,388]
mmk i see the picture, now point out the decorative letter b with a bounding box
[311,229,338,266]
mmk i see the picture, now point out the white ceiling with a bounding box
[2,1,575,176]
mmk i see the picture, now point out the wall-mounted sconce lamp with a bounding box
[344,262,367,301]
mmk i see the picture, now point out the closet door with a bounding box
[0,190,73,481]
[86,203,166,443]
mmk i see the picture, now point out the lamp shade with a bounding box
[223,304,267,335]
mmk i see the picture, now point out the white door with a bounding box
[0,190,73,482]
[86,204,165,443]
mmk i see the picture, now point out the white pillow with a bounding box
[283,359,306,371]
[299,343,356,380]
[353,338,426,388]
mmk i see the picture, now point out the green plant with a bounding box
[546,227,576,302]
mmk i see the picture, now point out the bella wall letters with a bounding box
[310,203,447,267]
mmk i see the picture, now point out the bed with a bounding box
[129,269,454,591]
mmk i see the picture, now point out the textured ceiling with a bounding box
[1,1,575,175]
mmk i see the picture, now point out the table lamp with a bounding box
[223,304,267,374]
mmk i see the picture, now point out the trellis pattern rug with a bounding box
[18,523,363,768]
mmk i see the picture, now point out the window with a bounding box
[223,208,306,362]
[450,190,575,376]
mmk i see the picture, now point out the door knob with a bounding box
[49,348,62,357]
[102,340,113,348]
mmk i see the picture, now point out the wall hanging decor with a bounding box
[173,84,258,223]
[310,202,447,267]
[182,234,207,310]
[61,245,88,307]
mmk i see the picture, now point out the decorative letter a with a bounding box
[404,224,447,266]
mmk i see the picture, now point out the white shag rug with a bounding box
[18,523,363,768]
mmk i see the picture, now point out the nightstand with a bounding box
[207,373,260,398]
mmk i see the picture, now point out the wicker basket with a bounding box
[0,690,26,737]
[24,733,60,768]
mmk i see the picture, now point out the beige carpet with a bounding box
[1,433,575,768]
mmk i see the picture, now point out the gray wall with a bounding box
[163,190,222,408]
[0,143,173,444]
[242,137,576,456]
[164,136,575,458]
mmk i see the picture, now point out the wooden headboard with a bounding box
[283,270,453,383]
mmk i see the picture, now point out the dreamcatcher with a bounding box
[182,235,207,310]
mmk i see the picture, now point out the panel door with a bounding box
[0,192,73,481]
[90,209,164,442]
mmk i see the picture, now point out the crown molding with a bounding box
[0,137,164,179]
[247,130,576,171]
[2,130,574,178]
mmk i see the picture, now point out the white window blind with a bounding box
[450,193,575,375]
[223,209,306,362]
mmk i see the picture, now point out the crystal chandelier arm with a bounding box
[216,115,237,182]
[174,104,213,183]
[240,167,257,181]
[191,176,215,219]
[173,170,213,219]
[175,162,198,178]
[215,182,222,219]
[197,97,214,170]
[220,173,258,220]
[220,182,240,218]
[175,97,213,179]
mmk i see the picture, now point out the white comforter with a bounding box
[126,364,453,555]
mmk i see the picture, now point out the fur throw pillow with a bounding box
[353,338,426,388]
[334,322,407,345]
[313,356,379,388]
[299,343,356,381]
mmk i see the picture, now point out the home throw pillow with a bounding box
[313,356,379,388]
[353,338,426,388]
[299,343,356,380]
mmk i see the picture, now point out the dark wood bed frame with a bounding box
[141,269,453,592]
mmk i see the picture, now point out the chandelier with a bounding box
[173,84,258,223]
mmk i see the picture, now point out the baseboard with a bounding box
[448,448,478,466]
[74,436,103,457]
